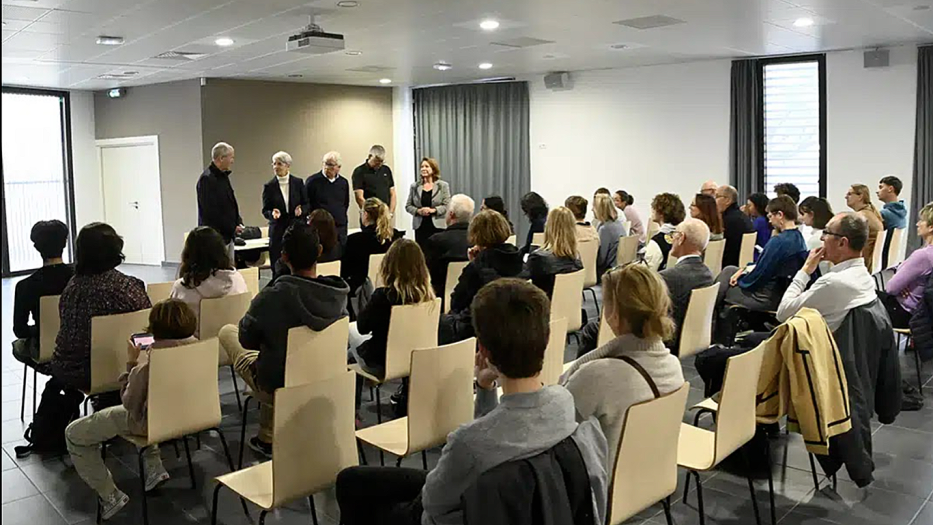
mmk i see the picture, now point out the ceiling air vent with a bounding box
[613,15,686,30]
[152,50,209,61]
[490,36,554,49]
[346,65,394,73]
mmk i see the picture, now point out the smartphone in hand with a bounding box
[130,332,155,350]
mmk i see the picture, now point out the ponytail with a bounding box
[364,198,394,244]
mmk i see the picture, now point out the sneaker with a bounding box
[100,490,130,521]
[144,467,170,492]
[247,436,272,457]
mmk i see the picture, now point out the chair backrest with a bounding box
[885,228,905,269]
[551,270,585,333]
[531,232,545,248]
[616,235,639,266]
[147,338,221,444]
[272,372,358,506]
[260,226,269,238]
[607,383,690,524]
[407,339,475,453]
[284,317,350,387]
[738,232,757,269]
[622,221,632,236]
[384,298,442,381]
[368,253,386,289]
[703,239,726,277]
[90,308,151,395]
[871,229,887,272]
[146,281,175,306]
[666,253,678,270]
[239,267,259,298]
[541,318,569,386]
[317,260,341,277]
[578,241,599,288]
[38,295,60,364]
[597,311,615,348]
[713,344,766,463]
[506,235,517,246]
[200,293,251,366]
[647,221,660,240]
[443,261,470,314]
[677,283,720,359]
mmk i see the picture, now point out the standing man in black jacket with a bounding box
[715,184,753,268]
[197,142,243,261]
[306,151,350,245]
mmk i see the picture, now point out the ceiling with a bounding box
[2,0,931,91]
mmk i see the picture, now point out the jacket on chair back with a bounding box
[909,273,933,362]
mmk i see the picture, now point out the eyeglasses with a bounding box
[820,231,846,240]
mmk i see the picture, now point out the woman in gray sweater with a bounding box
[593,194,626,275]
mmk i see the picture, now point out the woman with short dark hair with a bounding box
[519,191,549,256]
[746,192,772,258]
[480,195,514,233]
[799,197,834,251]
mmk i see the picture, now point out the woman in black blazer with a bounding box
[262,151,308,276]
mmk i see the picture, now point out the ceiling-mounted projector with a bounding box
[286,17,345,54]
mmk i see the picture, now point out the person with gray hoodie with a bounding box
[219,222,349,457]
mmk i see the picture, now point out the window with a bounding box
[758,55,826,200]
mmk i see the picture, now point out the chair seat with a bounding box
[677,423,717,472]
[894,328,911,335]
[691,397,720,413]
[355,417,409,456]
[348,363,382,384]
[215,461,274,509]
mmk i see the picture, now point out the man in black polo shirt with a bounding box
[306,151,350,245]
[351,145,395,225]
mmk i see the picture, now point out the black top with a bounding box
[340,225,404,293]
[651,231,674,272]
[197,163,242,243]
[421,189,432,207]
[305,171,350,227]
[521,215,547,256]
[13,263,74,340]
[356,287,404,369]
[422,222,471,298]
[722,202,754,268]
[521,250,584,299]
[269,243,343,286]
[449,243,524,314]
[351,161,394,205]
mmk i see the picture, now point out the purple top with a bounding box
[887,244,933,313]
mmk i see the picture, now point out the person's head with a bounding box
[650,193,686,226]
[180,226,233,288]
[671,218,710,258]
[419,157,440,182]
[700,180,718,197]
[281,222,322,273]
[594,187,611,199]
[821,213,868,264]
[543,207,578,258]
[380,238,435,304]
[308,209,339,256]
[774,183,800,204]
[714,185,738,213]
[798,197,834,230]
[322,151,341,178]
[520,191,549,220]
[593,193,618,223]
[272,151,292,178]
[690,193,723,235]
[612,191,628,210]
[766,195,798,231]
[362,197,394,243]
[146,299,197,342]
[468,209,511,248]
[917,202,933,244]
[846,184,875,211]
[446,194,475,226]
[75,222,124,276]
[564,196,588,221]
[877,175,902,203]
[367,145,386,169]
[211,142,235,171]
[471,278,550,380]
[30,220,68,261]
[481,196,508,220]
[745,192,770,219]
[601,263,674,340]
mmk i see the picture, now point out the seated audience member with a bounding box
[439,210,523,343]
[521,207,583,298]
[519,191,549,256]
[565,195,599,244]
[593,188,610,228]
[561,264,685,467]
[170,226,248,331]
[593,194,626,275]
[613,190,646,244]
[65,300,197,520]
[882,202,933,328]
[877,175,907,231]
[716,196,807,312]
[845,184,884,273]
[12,220,74,369]
[746,192,772,259]
[480,195,514,233]
[644,193,686,271]
[273,208,343,282]
[52,223,151,393]
[700,180,718,197]
[660,219,716,352]
[336,279,608,525]
[776,213,877,331]
[716,185,754,268]
[220,222,348,456]
[690,193,724,241]
[774,182,801,205]
[341,197,404,297]
[799,197,834,251]
[423,194,474,299]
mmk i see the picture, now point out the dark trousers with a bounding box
[337,224,348,247]
[336,466,426,525]
[881,293,912,329]
[415,221,438,248]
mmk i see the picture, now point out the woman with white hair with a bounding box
[262,151,308,276]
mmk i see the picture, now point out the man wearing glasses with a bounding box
[306,151,351,245]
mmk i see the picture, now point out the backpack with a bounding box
[15,380,83,457]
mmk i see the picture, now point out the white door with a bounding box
[98,137,165,265]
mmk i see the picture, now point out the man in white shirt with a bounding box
[776,213,877,331]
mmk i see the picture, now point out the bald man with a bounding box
[661,218,715,353]
[700,180,718,196]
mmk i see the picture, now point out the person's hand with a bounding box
[729,267,744,287]
[428,208,436,215]
[127,338,142,365]
[294,205,302,217]
[468,245,481,262]
[272,209,281,220]
[474,352,499,390]
[802,247,824,275]
[236,224,245,234]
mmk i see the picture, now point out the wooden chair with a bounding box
[200,292,252,411]
[86,309,151,413]
[19,295,60,422]
[249,227,272,270]
[443,261,469,314]
[678,345,773,525]
[551,270,585,341]
[578,240,600,314]
[666,252,678,270]
[738,232,758,269]
[597,311,614,348]
[211,372,359,525]
[647,221,661,240]
[541,318,569,386]
[531,232,545,248]
[895,328,922,393]
[885,228,906,269]
[616,235,639,266]
[239,267,260,298]
[677,283,720,359]
[506,235,517,246]
[871,230,887,274]
[146,281,175,305]
[607,383,690,525]
[368,253,386,289]
[703,239,726,277]
[238,318,351,468]
[622,220,632,236]
[356,339,475,467]
[317,260,341,277]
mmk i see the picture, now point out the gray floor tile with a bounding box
[1,494,67,525]
[910,502,932,525]
[2,449,16,472]
[1,468,39,504]
[872,425,933,464]
[792,478,927,525]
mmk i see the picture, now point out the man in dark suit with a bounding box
[716,184,753,268]
[262,151,308,277]
[423,194,475,300]
[306,151,351,245]
[197,142,243,261]
[661,218,715,354]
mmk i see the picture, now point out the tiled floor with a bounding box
[2,265,932,525]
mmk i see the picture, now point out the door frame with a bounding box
[95,135,165,265]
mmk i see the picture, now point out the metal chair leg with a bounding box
[210,484,223,525]
[172,439,180,459]
[375,385,384,466]
[97,444,106,523]
[137,448,150,525]
[229,365,243,412]
[694,471,706,525]
[32,368,38,421]
[741,447,762,525]
[259,509,268,525]
[357,439,368,465]
[310,494,319,525]
[396,455,403,467]
[912,335,923,394]
[662,496,674,525]
[210,428,250,519]
[683,470,692,504]
[422,450,428,470]
[764,437,776,525]
[808,453,820,492]
[238,395,255,469]
[182,436,196,489]
[20,364,27,422]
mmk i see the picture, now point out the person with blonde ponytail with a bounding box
[845,184,884,272]
[560,263,685,467]
[341,197,403,297]
[520,207,583,298]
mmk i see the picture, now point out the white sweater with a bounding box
[170,270,249,336]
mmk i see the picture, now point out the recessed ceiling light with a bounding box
[288,74,303,78]
[479,19,500,31]
[610,43,628,50]
[433,62,452,71]
[914,4,930,10]
[345,50,362,56]
[379,78,392,84]
[122,71,138,76]
[337,0,359,7]
[96,35,125,46]
[478,62,493,70]
[793,17,814,27]
[215,37,234,47]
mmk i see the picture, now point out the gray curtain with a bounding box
[413,81,531,240]
[908,45,933,253]
[729,59,762,200]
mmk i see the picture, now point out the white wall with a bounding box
[392,85,415,236]
[69,90,103,228]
